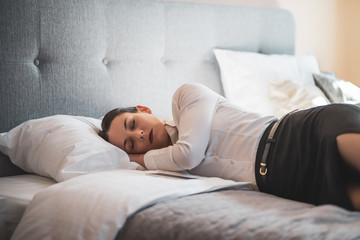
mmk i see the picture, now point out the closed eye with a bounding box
[131,119,135,130]
[124,139,135,151]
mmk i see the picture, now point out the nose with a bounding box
[134,129,144,140]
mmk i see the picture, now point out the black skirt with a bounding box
[255,104,360,210]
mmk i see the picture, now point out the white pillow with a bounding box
[0,115,140,182]
[268,80,330,117]
[213,49,320,115]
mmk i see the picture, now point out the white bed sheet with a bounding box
[12,170,254,240]
[0,174,56,240]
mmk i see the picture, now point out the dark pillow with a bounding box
[313,72,360,104]
[0,152,27,177]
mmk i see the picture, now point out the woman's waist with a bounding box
[255,110,299,191]
[189,157,258,185]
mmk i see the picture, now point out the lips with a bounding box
[149,129,153,144]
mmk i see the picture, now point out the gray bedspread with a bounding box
[117,190,360,240]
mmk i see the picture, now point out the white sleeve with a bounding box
[144,83,221,171]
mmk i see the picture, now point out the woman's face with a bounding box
[107,106,170,154]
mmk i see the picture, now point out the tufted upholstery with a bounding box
[0,0,295,133]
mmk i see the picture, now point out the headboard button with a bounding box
[102,59,108,65]
[34,59,40,66]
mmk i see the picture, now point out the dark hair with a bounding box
[98,107,138,141]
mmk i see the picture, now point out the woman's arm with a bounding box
[144,83,221,171]
[129,154,145,168]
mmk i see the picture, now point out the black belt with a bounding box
[257,110,298,187]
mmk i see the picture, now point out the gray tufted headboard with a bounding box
[0,0,294,134]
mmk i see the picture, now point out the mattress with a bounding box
[0,174,55,239]
[9,171,360,240]
[118,190,360,240]
[11,170,253,240]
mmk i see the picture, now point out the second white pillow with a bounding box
[213,49,320,116]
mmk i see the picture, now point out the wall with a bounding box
[277,0,359,87]
[336,0,360,87]
[168,0,360,86]
[276,1,337,72]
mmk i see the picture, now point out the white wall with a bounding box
[277,0,360,87]
[167,0,360,86]
[276,1,338,70]
[336,0,360,87]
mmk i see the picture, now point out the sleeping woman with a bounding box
[99,83,360,211]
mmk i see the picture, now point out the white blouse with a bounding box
[144,83,276,185]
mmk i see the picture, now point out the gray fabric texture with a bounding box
[0,0,295,134]
[117,190,360,240]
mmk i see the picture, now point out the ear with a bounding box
[136,105,152,114]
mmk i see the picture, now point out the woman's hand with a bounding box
[128,154,146,168]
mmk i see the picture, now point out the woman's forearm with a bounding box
[129,154,145,168]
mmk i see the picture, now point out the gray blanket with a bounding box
[117,190,360,240]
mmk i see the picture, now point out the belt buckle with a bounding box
[259,163,267,175]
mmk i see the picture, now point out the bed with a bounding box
[1,0,360,239]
